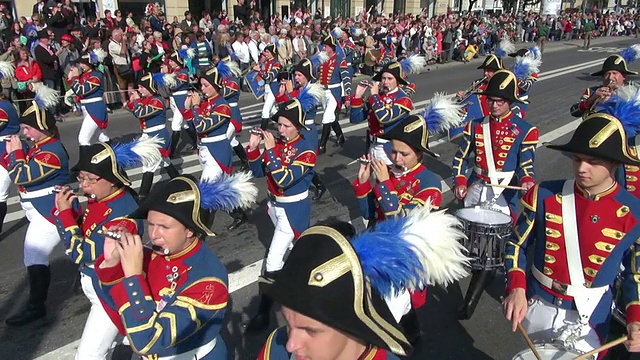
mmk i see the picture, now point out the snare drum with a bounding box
[455,207,512,270]
[512,343,585,360]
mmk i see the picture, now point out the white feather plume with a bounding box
[332,26,344,39]
[400,55,426,76]
[132,135,165,169]
[402,204,471,286]
[496,38,515,58]
[186,47,196,59]
[0,61,15,80]
[228,171,258,209]
[424,92,464,133]
[163,73,177,89]
[226,60,242,77]
[315,50,329,65]
[512,53,542,80]
[31,82,60,109]
[352,28,363,38]
[92,48,106,63]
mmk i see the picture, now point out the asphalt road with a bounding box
[0,36,638,360]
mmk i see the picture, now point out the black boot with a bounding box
[246,271,278,333]
[0,201,7,233]
[227,208,248,231]
[233,144,250,171]
[311,173,327,201]
[318,124,332,154]
[6,265,50,326]
[399,308,422,345]
[185,127,199,150]
[458,269,496,320]
[169,132,181,158]
[260,118,270,130]
[331,121,345,147]
[138,172,155,202]
[164,163,180,179]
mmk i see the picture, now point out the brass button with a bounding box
[314,272,323,281]
[555,298,563,306]
[605,244,613,250]
[546,229,553,235]
[139,308,145,314]
[545,214,552,220]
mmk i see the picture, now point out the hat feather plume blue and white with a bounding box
[423,92,464,133]
[178,48,195,60]
[297,83,324,113]
[152,72,177,89]
[31,82,60,110]
[217,59,242,79]
[511,53,542,81]
[197,171,258,212]
[112,136,164,169]
[351,27,363,38]
[400,55,426,76]
[0,61,15,80]
[496,38,515,59]
[527,46,542,60]
[310,51,329,68]
[352,205,470,297]
[620,44,640,64]
[89,48,106,65]
[598,85,640,138]
[331,26,344,39]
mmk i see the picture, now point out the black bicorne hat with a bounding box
[321,34,337,48]
[201,66,223,89]
[477,69,527,104]
[372,61,409,86]
[129,174,215,237]
[591,54,638,77]
[266,225,413,356]
[508,48,529,57]
[477,54,503,71]
[72,144,131,186]
[546,112,640,165]
[292,58,314,80]
[378,115,437,157]
[21,102,56,132]
[168,51,183,66]
[271,99,307,130]
[263,43,278,57]
[139,72,157,94]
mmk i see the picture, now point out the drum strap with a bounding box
[481,122,514,199]
[561,180,608,323]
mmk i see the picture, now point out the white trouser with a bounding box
[0,165,11,202]
[21,201,60,266]
[226,122,239,147]
[198,146,223,182]
[464,181,510,216]
[385,288,412,322]
[169,97,186,132]
[76,272,120,360]
[265,200,295,272]
[261,86,277,119]
[321,89,338,124]
[522,297,601,355]
[78,107,109,145]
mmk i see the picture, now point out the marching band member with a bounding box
[341,27,361,80]
[217,49,250,170]
[0,61,18,232]
[245,90,322,332]
[452,70,539,219]
[275,56,328,201]
[166,49,198,157]
[126,72,179,201]
[504,113,640,356]
[255,43,282,131]
[508,46,542,117]
[257,207,469,359]
[54,138,160,359]
[4,87,71,326]
[570,45,640,119]
[184,66,250,231]
[350,60,414,165]
[317,33,351,154]
[95,173,257,359]
[68,48,110,146]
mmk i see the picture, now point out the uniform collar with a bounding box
[283,134,301,145]
[490,110,512,123]
[97,187,126,203]
[207,93,220,102]
[575,181,619,201]
[35,135,55,147]
[385,87,399,95]
[165,238,201,260]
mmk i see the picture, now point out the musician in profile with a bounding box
[503,113,640,355]
[255,43,282,131]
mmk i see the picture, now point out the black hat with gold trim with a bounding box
[480,38,514,70]
[292,58,315,80]
[266,206,470,356]
[321,33,337,49]
[372,61,409,86]
[20,83,59,132]
[72,137,164,186]
[476,54,503,71]
[129,173,258,238]
[591,45,640,77]
[546,113,640,165]
[271,83,323,130]
[262,42,278,57]
[477,69,528,104]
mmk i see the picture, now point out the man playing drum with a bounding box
[503,113,640,356]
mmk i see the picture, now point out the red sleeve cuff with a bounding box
[520,176,535,186]
[507,270,527,294]
[372,179,392,199]
[627,304,640,324]
[126,100,135,111]
[275,93,288,103]
[454,175,467,187]
[247,147,261,161]
[353,178,373,197]
[94,255,126,285]
[350,96,363,107]
[578,100,589,112]
[110,274,152,309]
[58,208,79,229]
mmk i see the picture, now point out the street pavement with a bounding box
[0,36,637,360]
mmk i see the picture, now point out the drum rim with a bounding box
[455,207,513,225]
[512,342,583,359]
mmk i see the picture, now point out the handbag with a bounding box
[116,63,132,78]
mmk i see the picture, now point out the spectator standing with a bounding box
[232,32,250,72]
[234,0,254,26]
[180,11,194,32]
[191,30,211,78]
[276,29,293,66]
[15,48,41,113]
[583,14,595,49]
[537,19,550,54]
[33,30,62,119]
[248,30,260,65]
[108,28,133,105]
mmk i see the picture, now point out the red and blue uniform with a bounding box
[318,53,351,108]
[570,85,601,118]
[259,58,282,95]
[69,69,108,129]
[220,71,243,134]
[275,85,319,151]
[127,95,171,157]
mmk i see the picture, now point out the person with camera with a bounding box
[108,28,133,106]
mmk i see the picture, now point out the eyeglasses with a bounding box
[486,98,507,106]
[77,176,102,184]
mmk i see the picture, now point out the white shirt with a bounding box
[108,40,129,65]
[232,40,250,64]
[248,39,260,64]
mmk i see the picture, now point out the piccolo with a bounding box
[104,231,168,254]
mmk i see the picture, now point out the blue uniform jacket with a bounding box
[127,95,171,157]
[70,69,108,128]
[0,99,21,162]
[188,93,233,172]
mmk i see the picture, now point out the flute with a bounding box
[104,231,168,254]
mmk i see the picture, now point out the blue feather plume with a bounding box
[112,136,163,169]
[111,140,140,168]
[152,72,167,88]
[310,51,329,68]
[511,53,542,81]
[598,85,640,138]
[620,44,640,64]
[400,55,426,76]
[528,46,541,60]
[197,172,258,211]
[24,24,37,38]
[31,82,59,110]
[496,38,515,59]
[217,59,241,79]
[297,83,323,113]
[423,93,464,133]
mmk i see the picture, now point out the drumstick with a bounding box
[517,323,542,360]
[573,336,627,360]
[486,183,526,191]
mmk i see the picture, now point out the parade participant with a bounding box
[217,48,250,170]
[184,66,251,231]
[4,86,71,326]
[317,33,351,154]
[570,44,640,119]
[341,27,362,80]
[350,60,414,165]
[257,206,470,359]
[503,113,640,356]
[245,90,322,332]
[508,46,542,117]
[126,72,179,201]
[68,48,110,146]
[165,49,198,157]
[255,43,282,130]
[275,56,328,201]
[54,137,161,360]
[452,69,539,218]
[95,173,257,359]
[0,61,18,232]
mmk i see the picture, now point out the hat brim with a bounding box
[591,69,638,76]
[129,199,215,237]
[477,90,528,105]
[371,71,409,86]
[546,142,640,165]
